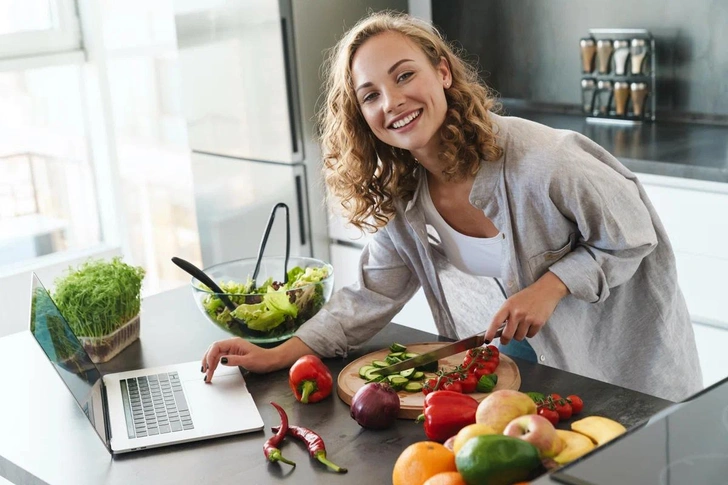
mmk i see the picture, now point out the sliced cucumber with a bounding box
[411,371,424,380]
[366,374,386,383]
[389,342,407,353]
[387,375,409,390]
[403,352,419,359]
[404,381,423,392]
[387,351,404,359]
[358,365,376,378]
[364,368,382,380]
[371,360,389,368]
[399,368,415,378]
[385,355,402,365]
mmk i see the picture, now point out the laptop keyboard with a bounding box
[120,371,194,439]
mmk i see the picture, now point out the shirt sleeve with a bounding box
[546,132,658,303]
[294,225,421,358]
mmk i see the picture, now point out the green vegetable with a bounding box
[525,391,546,403]
[52,257,145,337]
[200,264,329,336]
[476,374,498,393]
[455,435,541,485]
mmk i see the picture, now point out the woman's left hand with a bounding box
[485,271,570,345]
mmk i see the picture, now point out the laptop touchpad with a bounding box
[182,375,262,432]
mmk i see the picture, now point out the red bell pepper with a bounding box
[420,390,479,442]
[288,355,333,404]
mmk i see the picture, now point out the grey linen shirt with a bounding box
[297,113,703,402]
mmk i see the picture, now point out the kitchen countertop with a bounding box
[0,286,674,484]
[500,101,728,184]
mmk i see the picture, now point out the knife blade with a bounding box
[373,326,505,376]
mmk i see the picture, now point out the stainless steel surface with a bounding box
[190,151,310,264]
[630,38,649,75]
[175,0,408,267]
[174,1,302,163]
[612,39,630,75]
[373,327,504,376]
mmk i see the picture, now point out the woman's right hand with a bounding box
[201,336,317,383]
[201,337,278,382]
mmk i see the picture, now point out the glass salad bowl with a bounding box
[190,256,334,346]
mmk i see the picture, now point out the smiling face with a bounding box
[351,31,451,164]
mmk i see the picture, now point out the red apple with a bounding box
[503,414,565,458]
[475,390,538,433]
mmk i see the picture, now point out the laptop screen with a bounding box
[29,273,109,448]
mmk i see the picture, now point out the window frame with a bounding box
[0,0,82,60]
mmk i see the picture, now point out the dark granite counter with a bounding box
[500,101,728,184]
[0,287,673,484]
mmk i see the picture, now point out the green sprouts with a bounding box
[53,257,145,337]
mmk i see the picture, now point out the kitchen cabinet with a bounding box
[638,172,728,387]
[637,173,728,326]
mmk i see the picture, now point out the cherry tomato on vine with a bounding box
[537,405,559,426]
[567,394,584,414]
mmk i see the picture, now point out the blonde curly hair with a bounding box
[318,11,502,232]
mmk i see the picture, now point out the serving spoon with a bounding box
[170,256,249,327]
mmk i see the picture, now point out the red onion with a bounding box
[350,382,401,429]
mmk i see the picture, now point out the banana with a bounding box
[571,416,627,446]
[553,430,595,465]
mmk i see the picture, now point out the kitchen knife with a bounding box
[373,326,505,376]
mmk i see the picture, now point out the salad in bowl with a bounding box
[191,256,334,345]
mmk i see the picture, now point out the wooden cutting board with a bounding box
[336,342,521,419]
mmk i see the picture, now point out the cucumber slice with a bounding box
[364,368,382,380]
[371,360,389,368]
[389,343,407,353]
[366,374,386,383]
[399,368,415,378]
[404,381,423,392]
[385,355,402,365]
[387,375,409,390]
[403,352,420,359]
[412,371,424,380]
[358,365,376,378]
[387,351,404,359]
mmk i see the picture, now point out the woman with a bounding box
[201,12,701,402]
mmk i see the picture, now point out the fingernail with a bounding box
[221,357,228,364]
[200,365,204,373]
[204,375,207,382]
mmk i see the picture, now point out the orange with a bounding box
[392,441,457,485]
[423,471,468,485]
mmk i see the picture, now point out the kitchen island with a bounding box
[0,286,674,485]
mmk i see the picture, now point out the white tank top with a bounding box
[421,177,503,278]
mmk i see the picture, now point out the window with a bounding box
[0,63,101,268]
[0,0,81,59]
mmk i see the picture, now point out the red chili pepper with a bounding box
[289,355,333,404]
[418,390,479,442]
[264,402,296,467]
[271,424,347,473]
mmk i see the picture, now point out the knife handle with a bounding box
[484,325,505,345]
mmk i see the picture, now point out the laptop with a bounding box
[28,272,264,454]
